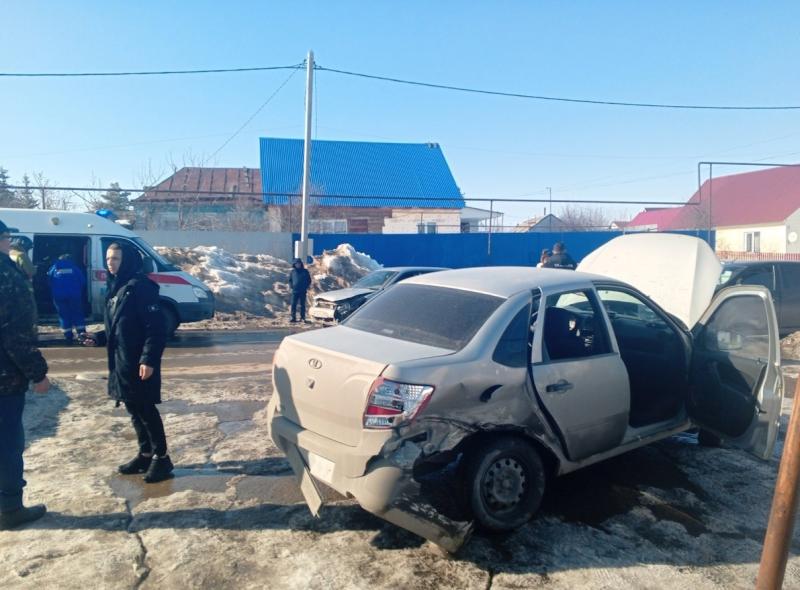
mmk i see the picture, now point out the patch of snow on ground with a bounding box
[154,244,382,325]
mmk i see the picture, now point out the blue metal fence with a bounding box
[295,230,715,268]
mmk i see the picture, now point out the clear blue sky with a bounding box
[2,1,800,225]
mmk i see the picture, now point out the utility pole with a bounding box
[546,187,552,233]
[297,50,314,261]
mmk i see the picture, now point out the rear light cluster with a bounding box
[363,377,435,429]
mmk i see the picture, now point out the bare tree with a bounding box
[31,171,73,210]
[557,204,611,231]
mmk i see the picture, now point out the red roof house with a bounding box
[663,165,800,255]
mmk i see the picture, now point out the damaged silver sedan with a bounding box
[267,234,783,552]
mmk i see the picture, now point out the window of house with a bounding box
[349,218,369,233]
[745,231,761,253]
[309,219,347,233]
[417,222,437,234]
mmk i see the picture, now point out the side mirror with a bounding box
[142,257,155,274]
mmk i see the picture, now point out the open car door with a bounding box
[687,286,783,460]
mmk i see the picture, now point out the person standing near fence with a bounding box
[289,257,311,323]
[0,219,51,531]
[542,241,577,270]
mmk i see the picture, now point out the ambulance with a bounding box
[0,208,214,334]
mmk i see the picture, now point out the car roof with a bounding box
[374,266,448,272]
[405,266,613,298]
[723,260,800,267]
[0,207,136,237]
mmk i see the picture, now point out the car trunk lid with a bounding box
[273,326,453,446]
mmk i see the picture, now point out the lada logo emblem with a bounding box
[308,358,323,369]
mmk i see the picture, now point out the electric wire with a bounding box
[0,64,304,77]
[204,67,301,163]
[314,65,800,111]
[2,59,798,110]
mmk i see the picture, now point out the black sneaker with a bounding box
[144,455,174,483]
[118,454,152,475]
[0,504,46,531]
[289,318,298,323]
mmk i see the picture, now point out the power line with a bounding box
[3,58,799,110]
[204,67,301,163]
[0,64,304,77]
[314,65,800,111]
[2,184,691,206]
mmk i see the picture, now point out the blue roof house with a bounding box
[260,138,467,234]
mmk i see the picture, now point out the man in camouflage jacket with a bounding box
[0,219,50,530]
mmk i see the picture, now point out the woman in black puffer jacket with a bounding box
[85,242,171,483]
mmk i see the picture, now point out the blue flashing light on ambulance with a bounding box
[0,208,214,335]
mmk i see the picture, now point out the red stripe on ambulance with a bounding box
[148,273,190,285]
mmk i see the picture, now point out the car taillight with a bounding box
[363,377,435,429]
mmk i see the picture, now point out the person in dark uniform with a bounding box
[83,242,172,483]
[8,236,34,281]
[47,253,87,343]
[289,257,311,323]
[0,219,50,531]
[542,241,577,270]
[536,248,552,268]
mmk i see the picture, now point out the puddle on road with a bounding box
[110,469,231,507]
[110,470,343,508]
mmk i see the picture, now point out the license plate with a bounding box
[310,307,335,319]
[307,452,335,485]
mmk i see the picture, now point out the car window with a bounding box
[543,290,610,361]
[353,270,398,289]
[779,264,800,290]
[492,302,530,368]
[702,294,769,360]
[597,288,667,327]
[736,266,774,292]
[718,268,736,286]
[345,283,504,350]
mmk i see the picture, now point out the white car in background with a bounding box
[309,266,446,322]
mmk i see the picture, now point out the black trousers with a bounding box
[123,401,168,457]
[291,291,307,320]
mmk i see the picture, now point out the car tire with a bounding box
[162,305,179,338]
[465,437,546,532]
[698,429,723,447]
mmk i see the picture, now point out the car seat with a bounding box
[544,307,587,360]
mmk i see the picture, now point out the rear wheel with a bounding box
[162,305,179,338]
[465,437,546,532]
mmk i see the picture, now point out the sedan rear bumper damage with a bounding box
[270,414,473,553]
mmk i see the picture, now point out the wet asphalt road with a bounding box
[40,330,288,379]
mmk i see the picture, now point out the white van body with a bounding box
[0,208,214,332]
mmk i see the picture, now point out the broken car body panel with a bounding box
[268,236,781,552]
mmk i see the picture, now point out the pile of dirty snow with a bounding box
[155,243,381,329]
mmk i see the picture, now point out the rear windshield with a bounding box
[344,284,504,350]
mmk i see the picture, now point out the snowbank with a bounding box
[155,243,381,319]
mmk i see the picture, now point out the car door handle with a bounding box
[546,379,574,393]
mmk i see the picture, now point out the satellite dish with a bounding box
[789,231,798,244]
